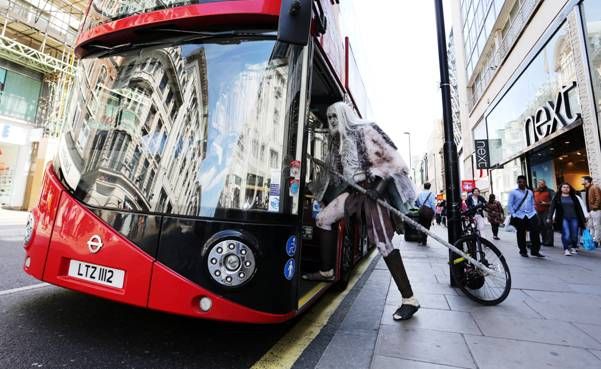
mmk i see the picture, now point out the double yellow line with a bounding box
[251,250,377,369]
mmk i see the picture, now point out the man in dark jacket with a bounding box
[534,180,555,247]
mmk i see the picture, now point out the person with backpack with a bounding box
[507,175,545,258]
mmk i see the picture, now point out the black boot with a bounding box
[302,228,336,281]
[384,249,420,321]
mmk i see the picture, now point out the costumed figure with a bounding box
[305,101,419,321]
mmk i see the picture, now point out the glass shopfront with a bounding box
[484,12,593,203]
[486,21,580,168]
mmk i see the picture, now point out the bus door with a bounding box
[297,47,345,309]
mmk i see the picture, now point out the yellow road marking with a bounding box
[251,250,378,369]
[298,282,328,308]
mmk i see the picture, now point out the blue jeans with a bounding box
[561,217,579,250]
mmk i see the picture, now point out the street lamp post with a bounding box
[404,131,412,179]
[434,0,462,286]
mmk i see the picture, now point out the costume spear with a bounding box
[308,155,503,278]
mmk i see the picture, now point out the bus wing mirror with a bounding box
[277,0,312,45]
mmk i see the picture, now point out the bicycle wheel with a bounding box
[451,235,511,306]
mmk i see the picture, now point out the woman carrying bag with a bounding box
[547,183,587,256]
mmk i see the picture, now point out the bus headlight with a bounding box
[23,212,35,248]
[207,239,256,287]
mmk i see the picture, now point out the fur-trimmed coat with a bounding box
[316,123,416,213]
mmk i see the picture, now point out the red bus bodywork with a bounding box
[24,0,369,323]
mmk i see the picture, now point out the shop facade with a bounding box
[466,0,601,204]
[0,62,45,208]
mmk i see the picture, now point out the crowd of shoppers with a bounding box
[418,175,600,258]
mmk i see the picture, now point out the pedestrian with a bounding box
[415,182,436,246]
[534,180,555,247]
[435,201,444,225]
[547,183,587,256]
[507,175,545,258]
[307,101,420,321]
[486,194,504,240]
[466,187,486,233]
[582,176,601,244]
[460,192,469,212]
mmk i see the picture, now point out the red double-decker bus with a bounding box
[23,0,373,323]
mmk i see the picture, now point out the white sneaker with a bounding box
[564,250,572,256]
[570,248,578,254]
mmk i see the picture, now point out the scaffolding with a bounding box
[0,0,88,135]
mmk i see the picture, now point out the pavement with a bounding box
[304,224,601,369]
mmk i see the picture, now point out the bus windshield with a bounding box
[56,37,304,218]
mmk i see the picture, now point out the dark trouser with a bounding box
[383,249,413,298]
[537,210,554,246]
[513,216,541,255]
[561,217,579,250]
[491,223,499,237]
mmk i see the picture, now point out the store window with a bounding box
[486,22,580,166]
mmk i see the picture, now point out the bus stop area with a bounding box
[286,225,601,369]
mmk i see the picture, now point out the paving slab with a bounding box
[386,290,449,310]
[524,299,601,325]
[380,307,481,336]
[315,330,377,369]
[374,325,476,369]
[590,349,601,361]
[445,294,542,319]
[523,289,601,307]
[465,335,601,369]
[370,355,470,369]
[471,311,601,349]
[573,323,601,345]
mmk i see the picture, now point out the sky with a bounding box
[339,0,452,166]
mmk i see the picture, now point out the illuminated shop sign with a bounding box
[524,81,580,146]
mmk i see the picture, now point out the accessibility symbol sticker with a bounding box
[286,236,297,257]
[284,258,295,280]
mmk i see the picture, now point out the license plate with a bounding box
[67,260,125,289]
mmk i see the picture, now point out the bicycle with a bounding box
[450,204,511,305]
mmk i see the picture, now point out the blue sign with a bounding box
[286,236,297,257]
[284,258,295,280]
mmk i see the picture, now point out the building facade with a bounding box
[0,0,84,209]
[451,0,601,204]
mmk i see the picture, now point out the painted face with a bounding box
[561,184,570,194]
[327,110,340,137]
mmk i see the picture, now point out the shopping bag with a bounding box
[503,215,515,232]
[582,229,595,251]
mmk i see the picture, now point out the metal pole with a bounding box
[434,0,463,286]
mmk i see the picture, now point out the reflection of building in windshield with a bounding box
[63,45,208,214]
[217,59,288,211]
